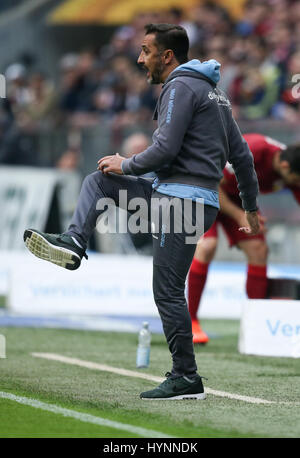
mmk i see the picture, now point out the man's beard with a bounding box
[148,61,164,84]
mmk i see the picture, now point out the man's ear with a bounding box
[164,49,174,64]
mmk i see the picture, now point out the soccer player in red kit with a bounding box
[188,133,300,344]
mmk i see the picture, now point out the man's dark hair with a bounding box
[280,144,300,174]
[144,23,189,64]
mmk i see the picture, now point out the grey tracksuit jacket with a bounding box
[121,60,259,212]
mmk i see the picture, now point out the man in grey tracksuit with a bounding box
[24,24,260,400]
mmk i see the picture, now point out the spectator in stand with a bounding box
[0,64,54,166]
[0,111,38,166]
[225,36,281,120]
[25,71,57,129]
[56,148,80,170]
[121,132,151,158]
[235,1,270,37]
[4,63,30,123]
[58,51,100,127]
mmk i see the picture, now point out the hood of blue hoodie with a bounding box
[172,59,221,84]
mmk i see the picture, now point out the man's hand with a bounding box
[219,186,266,235]
[238,211,264,235]
[97,153,125,175]
[237,211,267,235]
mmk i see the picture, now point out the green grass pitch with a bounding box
[0,320,300,438]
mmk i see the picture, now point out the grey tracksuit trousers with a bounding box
[65,171,218,377]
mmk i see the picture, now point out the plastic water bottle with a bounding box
[136,322,151,368]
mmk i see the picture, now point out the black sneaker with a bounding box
[23,229,87,270]
[140,372,206,400]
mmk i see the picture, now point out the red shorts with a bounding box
[203,212,265,247]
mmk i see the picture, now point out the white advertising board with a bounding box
[3,250,300,319]
[0,167,58,250]
[7,253,157,316]
[6,254,249,318]
[239,299,300,358]
[200,265,247,318]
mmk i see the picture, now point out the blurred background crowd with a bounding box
[1,0,300,170]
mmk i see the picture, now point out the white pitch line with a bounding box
[0,391,173,438]
[32,352,275,405]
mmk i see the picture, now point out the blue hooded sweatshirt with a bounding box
[175,58,221,84]
[122,59,258,212]
[152,59,221,208]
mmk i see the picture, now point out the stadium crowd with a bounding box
[1,0,300,167]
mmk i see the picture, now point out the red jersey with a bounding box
[222,133,300,204]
